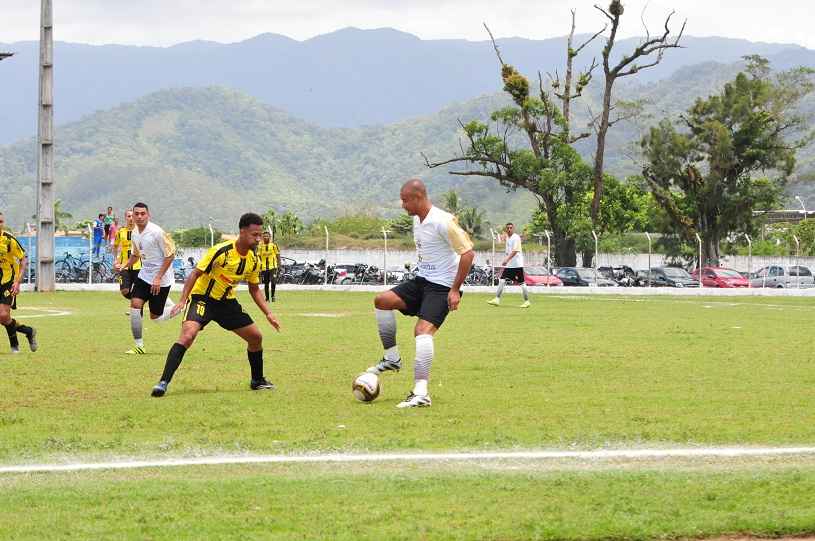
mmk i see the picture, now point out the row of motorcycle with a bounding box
[276,260,498,286]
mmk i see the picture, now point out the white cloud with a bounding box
[2,0,813,49]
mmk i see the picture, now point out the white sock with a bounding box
[413,334,434,396]
[521,283,529,301]
[496,279,506,298]
[384,346,400,363]
[413,379,428,396]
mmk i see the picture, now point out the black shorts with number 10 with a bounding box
[184,294,254,331]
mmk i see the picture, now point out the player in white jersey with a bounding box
[487,222,530,308]
[366,179,474,408]
[120,202,178,354]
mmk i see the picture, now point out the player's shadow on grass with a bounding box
[162,387,255,397]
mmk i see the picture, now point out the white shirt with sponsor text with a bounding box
[413,206,474,288]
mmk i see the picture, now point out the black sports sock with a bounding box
[270,279,276,300]
[160,343,188,383]
[264,279,270,301]
[3,321,19,349]
[248,349,264,381]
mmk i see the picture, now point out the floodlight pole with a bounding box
[323,225,329,286]
[744,233,752,288]
[695,233,703,289]
[36,0,55,291]
[591,230,598,286]
[793,235,800,289]
[382,228,390,286]
[795,195,807,222]
[544,230,551,288]
[645,232,652,288]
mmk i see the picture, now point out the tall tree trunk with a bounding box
[591,77,614,226]
[554,233,577,267]
[581,250,594,269]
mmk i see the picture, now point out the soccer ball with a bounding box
[352,372,380,402]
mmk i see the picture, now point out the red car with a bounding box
[524,266,563,287]
[690,266,749,288]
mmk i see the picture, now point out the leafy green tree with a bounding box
[172,226,224,247]
[261,209,277,231]
[54,200,73,236]
[32,200,74,235]
[277,211,303,240]
[641,57,815,265]
[424,17,619,266]
[458,206,487,238]
[387,214,413,237]
[442,190,462,216]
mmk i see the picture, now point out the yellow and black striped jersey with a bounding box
[113,227,142,270]
[192,240,261,300]
[256,241,280,271]
[0,231,25,285]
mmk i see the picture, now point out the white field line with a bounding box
[4,447,815,474]
[13,307,73,319]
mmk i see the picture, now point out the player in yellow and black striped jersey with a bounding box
[112,209,142,299]
[149,212,282,398]
[257,230,281,302]
[0,212,37,353]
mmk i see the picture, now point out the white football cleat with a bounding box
[396,392,432,409]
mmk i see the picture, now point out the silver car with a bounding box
[750,265,815,288]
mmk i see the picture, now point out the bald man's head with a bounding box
[400,178,431,217]
[401,178,427,198]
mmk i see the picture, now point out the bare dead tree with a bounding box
[590,0,686,226]
[423,15,606,266]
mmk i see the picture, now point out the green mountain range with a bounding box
[1,58,813,231]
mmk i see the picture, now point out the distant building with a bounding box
[753,210,815,225]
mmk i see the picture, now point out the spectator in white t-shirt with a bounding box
[487,222,530,308]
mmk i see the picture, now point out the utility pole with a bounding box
[36,0,55,291]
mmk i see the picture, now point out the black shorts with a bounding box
[260,269,277,283]
[118,269,139,292]
[0,281,17,309]
[390,276,460,329]
[131,277,172,317]
[501,267,525,284]
[184,294,254,331]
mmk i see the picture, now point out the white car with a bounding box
[750,265,815,288]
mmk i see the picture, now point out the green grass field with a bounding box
[2,290,815,539]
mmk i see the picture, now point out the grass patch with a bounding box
[2,292,815,461]
[3,464,815,540]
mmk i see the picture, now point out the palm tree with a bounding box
[458,206,486,238]
[32,200,73,235]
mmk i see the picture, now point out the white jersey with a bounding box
[132,221,176,288]
[413,206,474,288]
[504,233,524,268]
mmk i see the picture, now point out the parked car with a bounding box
[690,266,749,288]
[524,266,562,287]
[646,267,700,288]
[555,267,616,287]
[749,265,815,288]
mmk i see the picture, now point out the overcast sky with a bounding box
[2,0,813,49]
